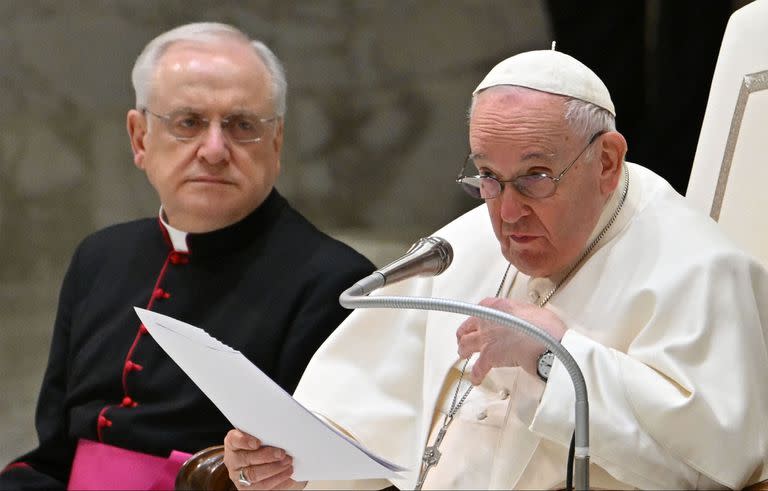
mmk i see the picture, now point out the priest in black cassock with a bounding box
[0,22,374,490]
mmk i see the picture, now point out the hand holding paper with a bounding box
[134,308,406,482]
[223,429,303,489]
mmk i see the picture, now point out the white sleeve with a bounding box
[529,329,708,489]
[526,248,768,490]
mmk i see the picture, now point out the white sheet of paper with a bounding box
[134,307,406,482]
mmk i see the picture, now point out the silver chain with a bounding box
[416,166,629,489]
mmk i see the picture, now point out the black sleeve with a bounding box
[274,244,374,394]
[0,246,83,490]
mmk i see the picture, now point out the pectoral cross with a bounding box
[415,425,448,490]
[414,362,474,490]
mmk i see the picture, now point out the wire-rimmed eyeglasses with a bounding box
[142,108,279,144]
[456,131,606,200]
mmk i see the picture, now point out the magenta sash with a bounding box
[67,439,192,490]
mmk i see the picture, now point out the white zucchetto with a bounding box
[474,49,616,116]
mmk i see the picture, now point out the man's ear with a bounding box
[272,119,284,155]
[127,109,148,169]
[272,119,284,173]
[597,131,627,196]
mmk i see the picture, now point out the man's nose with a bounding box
[197,123,230,165]
[498,187,531,223]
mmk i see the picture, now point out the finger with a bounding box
[225,429,262,451]
[455,317,479,341]
[457,335,477,359]
[470,352,492,385]
[227,462,247,491]
[457,328,485,359]
[255,464,295,489]
[241,456,293,485]
[224,445,285,475]
[480,296,523,311]
[224,431,261,477]
[478,296,500,308]
[242,446,288,467]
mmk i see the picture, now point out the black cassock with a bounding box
[0,189,374,489]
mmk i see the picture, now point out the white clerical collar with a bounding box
[158,207,189,252]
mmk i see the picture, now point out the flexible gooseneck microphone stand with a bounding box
[339,239,590,490]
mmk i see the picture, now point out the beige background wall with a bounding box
[0,1,551,465]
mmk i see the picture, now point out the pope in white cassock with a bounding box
[223,50,768,490]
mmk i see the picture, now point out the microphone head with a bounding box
[406,236,453,276]
[376,236,453,286]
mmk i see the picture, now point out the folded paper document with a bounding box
[134,307,406,482]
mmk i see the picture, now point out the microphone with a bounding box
[347,236,453,296]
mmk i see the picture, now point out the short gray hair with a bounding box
[131,22,287,117]
[468,86,616,155]
[563,97,615,140]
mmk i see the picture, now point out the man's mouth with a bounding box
[188,176,232,185]
[508,234,538,244]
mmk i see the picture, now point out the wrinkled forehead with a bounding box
[469,86,572,153]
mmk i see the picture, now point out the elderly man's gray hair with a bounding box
[131,22,287,117]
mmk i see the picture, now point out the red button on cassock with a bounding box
[169,252,189,265]
[125,360,143,372]
[153,288,171,300]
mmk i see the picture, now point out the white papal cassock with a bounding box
[294,162,768,490]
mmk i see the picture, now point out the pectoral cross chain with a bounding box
[414,263,526,490]
[415,425,447,490]
[415,360,474,490]
[425,425,447,465]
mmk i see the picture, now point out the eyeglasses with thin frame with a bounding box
[456,130,606,200]
[142,108,279,143]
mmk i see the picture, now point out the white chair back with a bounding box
[686,0,768,267]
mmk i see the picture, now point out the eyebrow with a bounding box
[469,153,557,180]
[169,107,262,117]
[469,149,556,161]
[168,106,200,114]
[469,151,557,169]
[224,107,262,117]
[520,150,556,162]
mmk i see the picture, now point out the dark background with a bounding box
[548,0,735,193]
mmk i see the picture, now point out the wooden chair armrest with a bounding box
[745,478,768,491]
[175,445,235,491]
